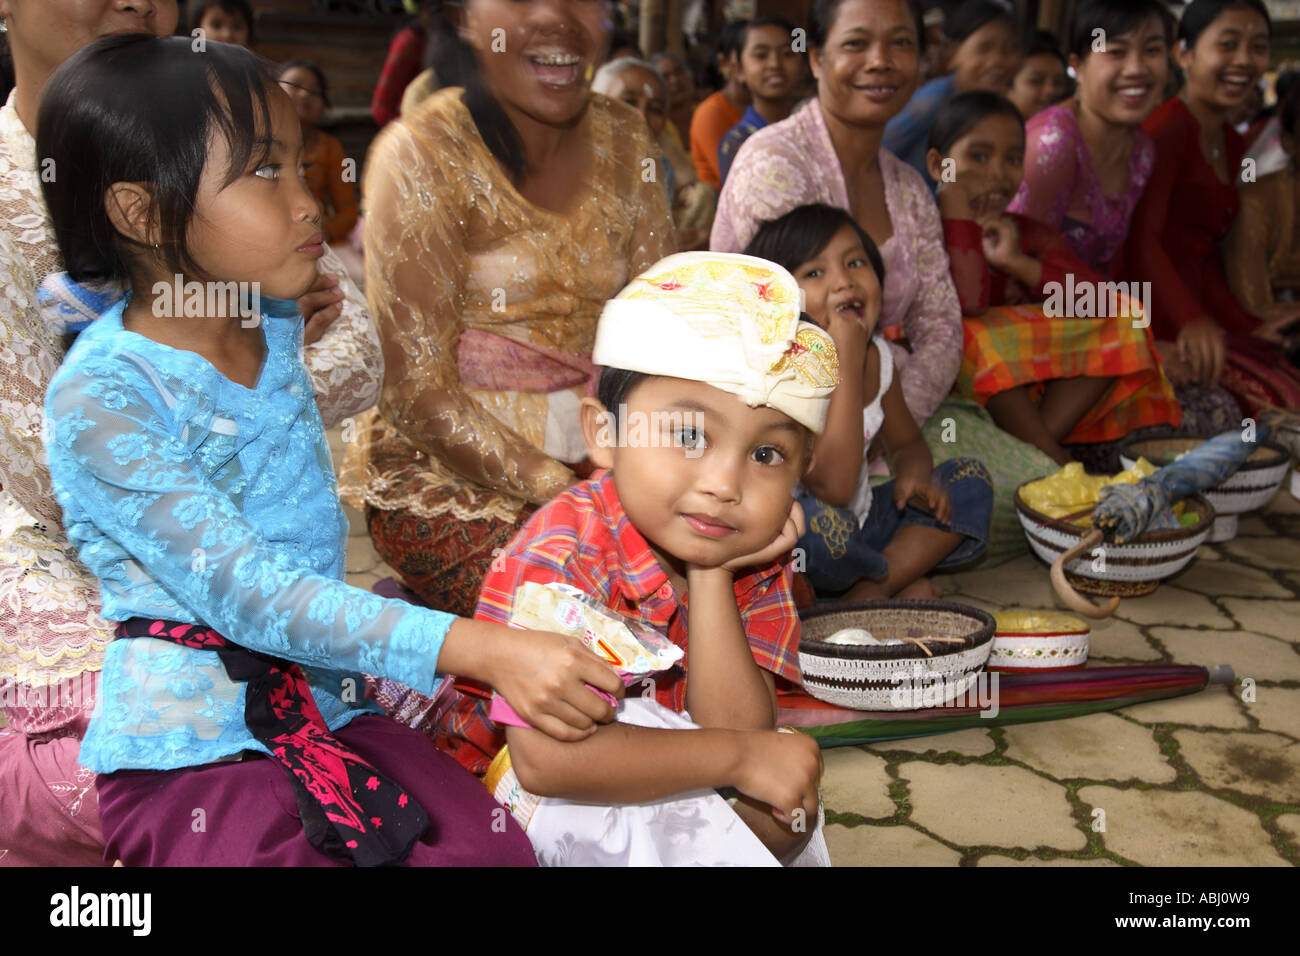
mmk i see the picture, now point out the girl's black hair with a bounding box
[37,33,278,285]
[1021,29,1067,68]
[928,89,1024,153]
[1067,0,1174,62]
[428,12,529,181]
[807,0,926,55]
[278,58,331,109]
[941,0,1013,43]
[742,203,886,290]
[190,0,256,46]
[1178,0,1271,47]
[706,20,750,89]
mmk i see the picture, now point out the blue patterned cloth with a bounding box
[717,105,769,187]
[796,456,993,594]
[883,73,958,187]
[46,295,454,773]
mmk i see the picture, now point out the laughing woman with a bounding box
[340,0,672,708]
[1127,0,1300,415]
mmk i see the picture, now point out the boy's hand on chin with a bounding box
[714,499,806,574]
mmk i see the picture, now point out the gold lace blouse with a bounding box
[341,89,674,523]
[1224,168,1300,321]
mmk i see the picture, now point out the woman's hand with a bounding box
[297,271,347,346]
[1177,318,1226,385]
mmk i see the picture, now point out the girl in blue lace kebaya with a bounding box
[37,34,624,867]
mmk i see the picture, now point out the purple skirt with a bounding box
[97,715,537,866]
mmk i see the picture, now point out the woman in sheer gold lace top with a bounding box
[1225,80,1300,325]
[340,1,673,616]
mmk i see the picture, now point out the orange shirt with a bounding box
[690,90,743,189]
[303,130,359,244]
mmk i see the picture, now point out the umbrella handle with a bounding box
[1050,529,1121,619]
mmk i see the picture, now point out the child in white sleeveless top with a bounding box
[746,204,993,600]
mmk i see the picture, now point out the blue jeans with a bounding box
[795,456,993,594]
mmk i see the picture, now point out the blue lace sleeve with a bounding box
[46,361,453,697]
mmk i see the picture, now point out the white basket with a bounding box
[798,601,994,711]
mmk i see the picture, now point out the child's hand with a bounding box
[979,215,1021,272]
[298,271,346,346]
[892,469,950,524]
[719,499,806,573]
[733,729,823,827]
[487,629,625,742]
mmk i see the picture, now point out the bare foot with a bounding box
[842,579,890,602]
[896,577,942,601]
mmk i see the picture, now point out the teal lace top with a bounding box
[46,298,454,773]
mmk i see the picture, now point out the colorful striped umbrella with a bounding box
[778,664,1232,748]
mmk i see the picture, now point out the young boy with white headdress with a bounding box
[443,252,837,865]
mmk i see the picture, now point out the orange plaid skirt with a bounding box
[958,304,1182,444]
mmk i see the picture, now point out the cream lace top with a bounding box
[340,89,674,524]
[0,91,384,732]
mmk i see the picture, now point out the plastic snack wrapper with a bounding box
[488,582,685,728]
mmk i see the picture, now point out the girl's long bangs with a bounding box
[37,34,278,283]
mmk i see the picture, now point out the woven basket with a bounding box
[1013,487,1214,596]
[798,601,995,711]
[988,610,1089,673]
[1118,431,1290,542]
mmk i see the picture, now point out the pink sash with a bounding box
[457,328,598,395]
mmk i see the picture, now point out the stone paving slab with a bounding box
[1002,713,1176,784]
[1171,559,1293,598]
[1173,730,1300,803]
[1076,786,1287,867]
[1147,627,1300,682]
[1122,687,1250,730]
[976,854,1121,867]
[1218,598,1300,642]
[1247,687,1300,740]
[868,728,995,758]
[823,823,962,866]
[1087,617,1162,662]
[902,762,1086,851]
[1111,586,1235,629]
[821,748,894,819]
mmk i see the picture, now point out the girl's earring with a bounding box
[0,19,8,33]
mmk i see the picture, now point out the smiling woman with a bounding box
[340,0,675,678]
[1126,0,1300,416]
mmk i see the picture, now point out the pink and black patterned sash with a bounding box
[116,619,429,866]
